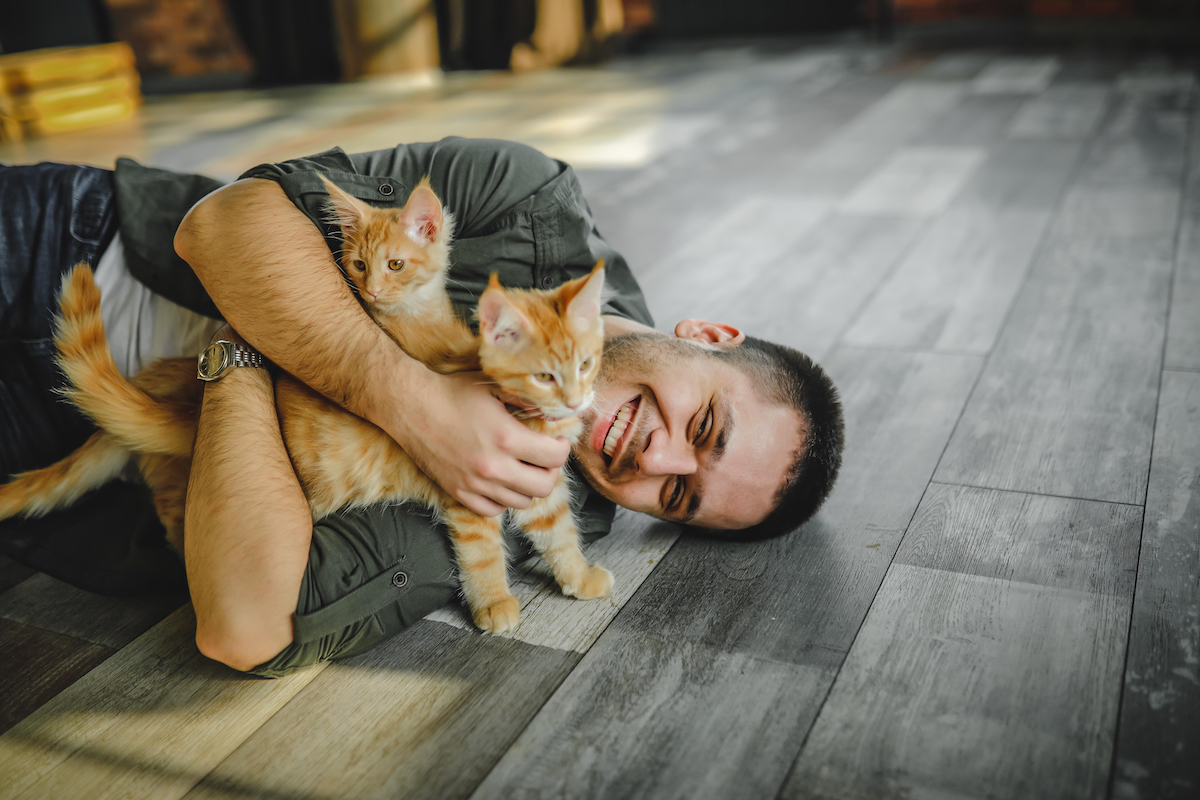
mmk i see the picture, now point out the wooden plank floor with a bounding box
[1,38,1197,800]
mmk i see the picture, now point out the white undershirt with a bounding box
[93,235,226,377]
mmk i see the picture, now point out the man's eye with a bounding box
[353,260,366,272]
[695,406,713,443]
[668,476,684,511]
[388,259,405,272]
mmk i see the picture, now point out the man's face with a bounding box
[575,330,803,530]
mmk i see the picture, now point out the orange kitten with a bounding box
[0,180,611,634]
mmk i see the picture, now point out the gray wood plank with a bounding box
[471,630,830,800]
[1165,101,1200,371]
[0,606,325,800]
[935,206,1176,504]
[0,618,113,736]
[584,347,983,672]
[786,485,1139,800]
[970,57,1061,94]
[186,620,579,800]
[1111,370,1200,800]
[921,93,1025,147]
[1008,83,1111,139]
[709,212,928,360]
[0,573,186,649]
[782,563,1134,800]
[842,205,1053,354]
[954,138,1085,210]
[1077,89,1192,190]
[838,146,986,216]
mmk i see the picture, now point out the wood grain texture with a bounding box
[0,618,112,736]
[970,57,1061,94]
[842,205,1052,354]
[935,206,1175,504]
[838,146,985,215]
[1166,101,1200,371]
[1111,370,1200,800]
[472,629,830,800]
[596,348,983,671]
[0,573,185,649]
[1008,83,1111,139]
[954,138,1085,210]
[427,510,679,653]
[186,620,578,800]
[921,93,1024,147]
[0,606,325,800]
[783,563,1134,800]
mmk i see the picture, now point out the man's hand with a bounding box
[387,370,570,516]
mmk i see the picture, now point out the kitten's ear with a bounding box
[400,177,444,245]
[318,174,370,232]
[479,276,532,351]
[563,260,606,333]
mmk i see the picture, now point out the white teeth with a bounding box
[602,401,636,458]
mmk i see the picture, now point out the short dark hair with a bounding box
[698,336,844,541]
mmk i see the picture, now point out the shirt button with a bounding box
[391,571,408,588]
[379,183,394,197]
[541,276,554,288]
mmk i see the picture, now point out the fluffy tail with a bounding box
[0,431,130,519]
[54,264,198,456]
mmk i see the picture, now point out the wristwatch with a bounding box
[197,339,267,382]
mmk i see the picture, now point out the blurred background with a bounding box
[0,1,1196,173]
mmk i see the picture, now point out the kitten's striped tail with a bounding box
[0,431,129,519]
[54,264,197,456]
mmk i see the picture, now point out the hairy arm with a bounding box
[176,178,567,515]
[185,348,306,670]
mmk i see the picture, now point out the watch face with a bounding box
[197,343,230,380]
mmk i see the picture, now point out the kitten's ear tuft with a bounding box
[564,261,606,332]
[400,177,444,245]
[319,174,369,232]
[479,286,532,351]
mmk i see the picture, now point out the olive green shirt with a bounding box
[115,137,652,676]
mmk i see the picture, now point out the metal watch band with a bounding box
[228,342,265,369]
[197,339,267,382]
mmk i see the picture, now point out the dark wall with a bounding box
[0,0,111,53]
[653,0,860,37]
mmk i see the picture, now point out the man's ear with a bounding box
[674,319,745,350]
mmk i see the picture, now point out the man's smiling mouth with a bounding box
[601,397,640,466]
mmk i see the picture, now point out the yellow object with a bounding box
[0,43,141,142]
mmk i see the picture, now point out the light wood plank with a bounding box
[935,198,1176,504]
[426,509,679,653]
[0,606,325,800]
[472,630,830,800]
[0,572,185,649]
[921,93,1024,147]
[842,205,1052,354]
[782,563,1133,800]
[586,348,983,671]
[970,57,1061,94]
[1112,370,1200,800]
[954,138,1085,210]
[186,621,578,800]
[1165,99,1200,371]
[838,146,986,215]
[1008,83,1111,139]
[0,618,112,736]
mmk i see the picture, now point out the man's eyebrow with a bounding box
[680,398,733,523]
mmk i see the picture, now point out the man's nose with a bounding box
[637,429,698,476]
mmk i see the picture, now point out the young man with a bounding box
[0,138,843,676]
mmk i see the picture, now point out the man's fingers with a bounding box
[455,491,506,518]
[502,423,571,471]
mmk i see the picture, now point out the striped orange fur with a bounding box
[0,177,611,635]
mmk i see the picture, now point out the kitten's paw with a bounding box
[563,565,613,600]
[473,596,521,634]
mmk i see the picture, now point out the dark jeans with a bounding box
[0,163,186,593]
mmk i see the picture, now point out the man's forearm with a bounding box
[185,365,310,671]
[175,178,426,436]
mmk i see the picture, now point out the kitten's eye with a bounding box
[579,358,593,373]
[352,260,366,272]
[533,372,556,385]
[388,259,405,272]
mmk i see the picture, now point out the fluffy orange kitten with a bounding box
[0,179,611,634]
